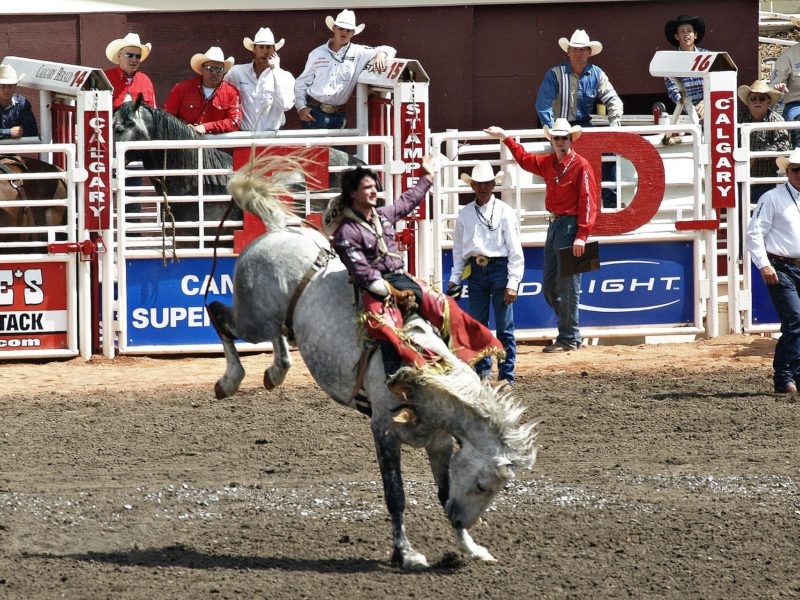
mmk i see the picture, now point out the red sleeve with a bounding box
[503,136,546,177]
[575,160,598,242]
[162,82,183,117]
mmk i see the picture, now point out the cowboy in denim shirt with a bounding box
[0,64,38,140]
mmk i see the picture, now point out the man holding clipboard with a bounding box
[485,119,598,352]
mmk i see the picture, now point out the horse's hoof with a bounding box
[402,552,429,570]
[263,371,275,390]
[214,381,229,399]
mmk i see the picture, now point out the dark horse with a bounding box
[112,96,237,236]
[0,155,67,242]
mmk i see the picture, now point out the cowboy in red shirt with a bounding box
[163,46,242,135]
[103,32,157,109]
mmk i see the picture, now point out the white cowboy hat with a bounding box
[0,64,22,85]
[105,32,152,64]
[190,47,235,75]
[460,161,504,185]
[558,29,603,56]
[325,9,365,35]
[737,80,782,107]
[776,148,800,172]
[544,118,582,142]
[243,27,285,52]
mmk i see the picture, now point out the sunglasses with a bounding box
[749,95,770,102]
[123,52,142,59]
[550,135,570,141]
[202,65,225,74]
[787,166,800,174]
[333,25,355,33]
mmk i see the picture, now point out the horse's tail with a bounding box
[227,149,317,231]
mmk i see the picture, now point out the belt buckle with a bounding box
[320,103,338,114]
[475,256,489,267]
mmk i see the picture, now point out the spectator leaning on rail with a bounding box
[770,17,800,148]
[294,9,396,129]
[664,14,707,121]
[447,161,524,385]
[103,32,156,110]
[535,29,622,208]
[0,64,37,140]
[745,148,800,394]
[737,80,791,205]
[225,27,296,133]
[163,46,242,135]
[485,120,598,354]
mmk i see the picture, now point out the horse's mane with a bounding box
[227,149,317,230]
[393,366,539,470]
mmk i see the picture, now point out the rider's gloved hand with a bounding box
[386,282,418,317]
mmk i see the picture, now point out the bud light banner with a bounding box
[750,263,779,325]
[124,257,235,347]
[443,241,695,329]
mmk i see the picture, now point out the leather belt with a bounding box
[768,252,800,267]
[471,255,507,267]
[307,96,345,114]
[548,212,575,222]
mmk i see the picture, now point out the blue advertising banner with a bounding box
[443,241,695,330]
[750,263,779,325]
[125,257,236,347]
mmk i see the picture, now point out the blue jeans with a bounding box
[302,105,346,130]
[543,216,581,347]
[783,101,800,148]
[766,262,800,391]
[467,257,516,383]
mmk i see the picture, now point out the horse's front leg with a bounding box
[371,422,429,570]
[263,335,292,390]
[426,434,496,563]
[208,301,246,399]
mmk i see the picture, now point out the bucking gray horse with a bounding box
[208,153,538,569]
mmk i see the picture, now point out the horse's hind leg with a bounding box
[371,423,429,570]
[426,433,496,562]
[208,301,246,399]
[263,335,292,390]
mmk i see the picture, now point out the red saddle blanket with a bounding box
[360,280,504,369]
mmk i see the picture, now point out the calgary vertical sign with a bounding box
[82,91,112,230]
[709,89,736,209]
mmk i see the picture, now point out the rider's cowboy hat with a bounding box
[558,29,602,56]
[244,27,285,52]
[460,161,504,186]
[664,14,705,47]
[190,47,235,75]
[325,9,365,35]
[105,32,152,64]
[0,64,22,85]
[544,118,582,143]
[776,148,800,173]
[737,80,782,107]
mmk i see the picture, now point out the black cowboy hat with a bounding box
[664,14,705,47]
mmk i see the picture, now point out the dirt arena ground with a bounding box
[1,334,798,599]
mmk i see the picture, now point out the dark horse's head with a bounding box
[112,95,232,197]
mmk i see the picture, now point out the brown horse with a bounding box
[0,155,67,241]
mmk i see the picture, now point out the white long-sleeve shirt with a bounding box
[293,40,396,109]
[225,59,296,132]
[449,195,525,290]
[746,182,800,269]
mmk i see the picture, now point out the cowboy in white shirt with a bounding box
[294,9,396,129]
[746,148,800,394]
[448,161,524,384]
[225,27,296,132]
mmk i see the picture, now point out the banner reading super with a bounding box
[0,262,69,350]
[125,257,236,347]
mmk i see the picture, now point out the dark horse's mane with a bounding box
[114,98,232,196]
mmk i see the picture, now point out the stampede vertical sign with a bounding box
[400,100,427,219]
[80,91,113,230]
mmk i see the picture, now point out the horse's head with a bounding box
[113,95,153,143]
[445,441,518,529]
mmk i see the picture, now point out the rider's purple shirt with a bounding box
[333,177,432,290]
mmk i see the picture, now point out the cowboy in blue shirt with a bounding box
[0,64,38,140]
